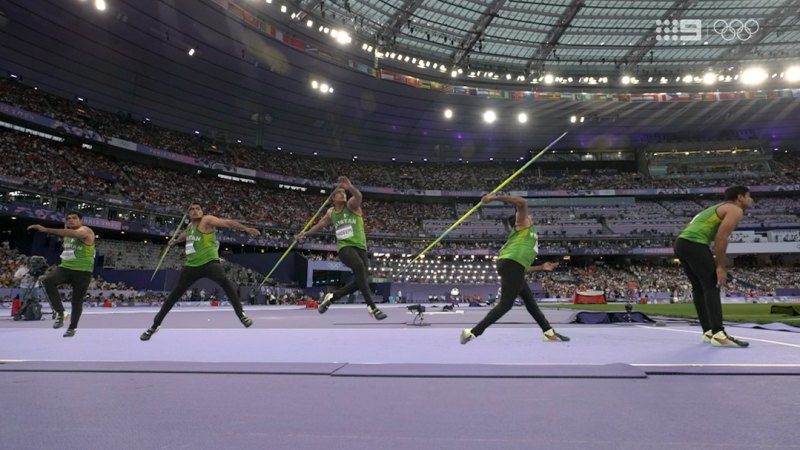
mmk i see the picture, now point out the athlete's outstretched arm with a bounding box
[203,216,261,236]
[296,209,333,240]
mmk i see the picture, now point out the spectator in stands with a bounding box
[140,202,261,340]
[28,211,95,337]
[674,185,754,348]
[461,194,569,345]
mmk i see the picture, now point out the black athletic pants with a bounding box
[673,237,725,334]
[471,259,551,336]
[42,266,92,330]
[152,260,245,327]
[331,246,375,308]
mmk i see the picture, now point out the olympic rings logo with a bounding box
[712,19,759,41]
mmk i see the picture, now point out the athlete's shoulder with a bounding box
[717,202,743,219]
[198,215,220,231]
[78,225,94,236]
[346,204,363,216]
[78,226,95,244]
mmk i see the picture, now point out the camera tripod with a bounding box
[13,276,48,321]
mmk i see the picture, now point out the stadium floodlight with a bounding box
[786,66,800,82]
[741,67,768,85]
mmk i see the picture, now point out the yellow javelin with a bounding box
[398,131,567,274]
[150,211,188,282]
[258,195,331,287]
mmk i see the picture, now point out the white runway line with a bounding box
[635,324,800,349]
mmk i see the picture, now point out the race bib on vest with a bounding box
[60,249,76,260]
[185,241,196,255]
[335,224,354,240]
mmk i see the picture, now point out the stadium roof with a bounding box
[0,0,798,162]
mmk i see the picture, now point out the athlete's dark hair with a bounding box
[723,186,750,202]
[65,211,82,220]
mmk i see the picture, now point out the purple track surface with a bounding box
[2,305,799,449]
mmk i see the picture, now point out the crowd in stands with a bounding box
[2,78,800,196]
[3,130,798,241]
[2,79,800,281]
[2,75,800,242]
[0,242,30,288]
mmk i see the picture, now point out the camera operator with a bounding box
[27,212,95,337]
[12,256,41,299]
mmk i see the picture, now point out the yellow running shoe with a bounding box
[711,330,749,348]
[543,328,570,342]
[460,328,476,345]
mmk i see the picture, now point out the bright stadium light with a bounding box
[336,30,352,45]
[741,67,768,85]
[703,72,716,85]
[517,113,528,124]
[786,66,800,82]
[444,109,453,119]
[483,110,496,123]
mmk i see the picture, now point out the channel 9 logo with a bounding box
[655,19,759,42]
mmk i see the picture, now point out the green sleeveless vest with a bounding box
[185,222,220,267]
[679,203,724,245]
[331,207,367,251]
[59,236,95,272]
[498,225,539,268]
